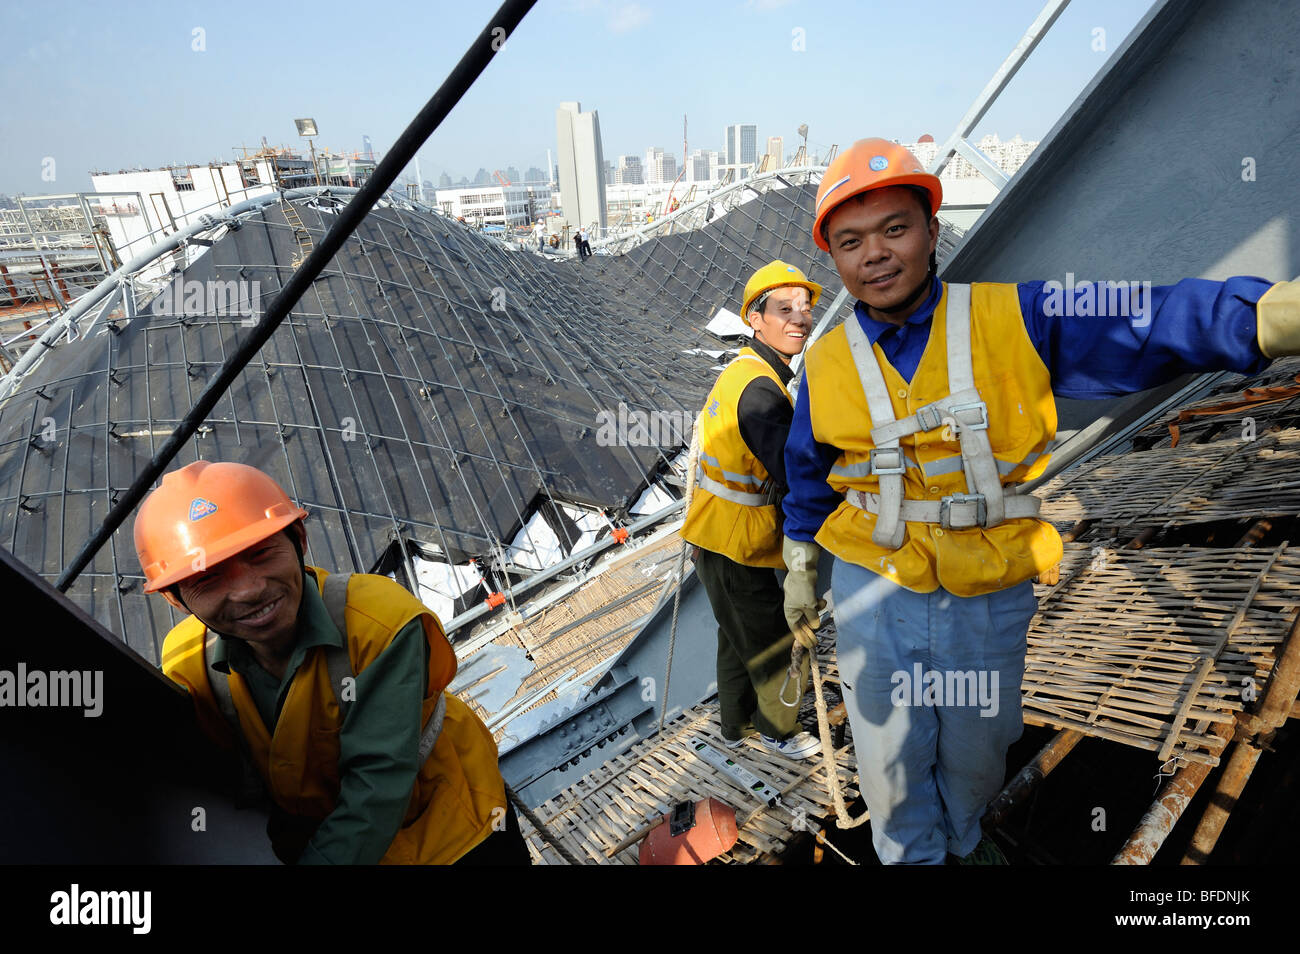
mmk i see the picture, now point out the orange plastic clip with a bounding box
[485,591,506,609]
[612,527,629,544]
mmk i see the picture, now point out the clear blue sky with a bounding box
[0,0,1154,195]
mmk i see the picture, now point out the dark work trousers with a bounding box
[694,547,810,741]
[456,800,532,865]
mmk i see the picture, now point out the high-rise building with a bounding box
[525,166,546,184]
[722,123,758,180]
[765,136,784,170]
[904,133,1038,180]
[555,101,609,228]
[438,172,452,188]
[644,147,663,184]
[643,147,677,185]
[616,155,643,185]
[687,149,720,183]
[504,166,521,184]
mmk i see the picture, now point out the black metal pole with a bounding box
[56,0,537,592]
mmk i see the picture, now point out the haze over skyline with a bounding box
[1,0,1153,196]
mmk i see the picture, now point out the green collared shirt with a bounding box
[211,571,429,864]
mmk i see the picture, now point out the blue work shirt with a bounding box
[783,274,1276,541]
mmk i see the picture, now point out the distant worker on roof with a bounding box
[680,260,826,760]
[784,137,1300,864]
[135,460,528,865]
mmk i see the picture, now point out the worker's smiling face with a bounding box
[749,285,813,361]
[165,523,307,653]
[824,186,938,320]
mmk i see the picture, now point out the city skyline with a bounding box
[1,0,1154,197]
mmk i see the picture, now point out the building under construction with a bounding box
[1,0,1298,867]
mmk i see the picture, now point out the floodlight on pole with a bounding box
[295,118,322,186]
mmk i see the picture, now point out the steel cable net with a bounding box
[0,184,855,664]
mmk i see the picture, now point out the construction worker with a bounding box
[680,261,825,759]
[783,137,1300,864]
[135,460,528,865]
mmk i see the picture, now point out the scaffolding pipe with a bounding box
[591,165,827,252]
[1111,723,1234,865]
[1181,608,1300,863]
[444,501,685,635]
[0,186,356,405]
[983,729,1084,829]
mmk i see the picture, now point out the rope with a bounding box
[806,632,871,830]
[657,419,701,734]
[505,782,583,865]
[812,826,859,865]
[657,541,688,735]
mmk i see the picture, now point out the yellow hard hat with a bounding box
[740,260,823,320]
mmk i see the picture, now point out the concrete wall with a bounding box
[946,0,1299,287]
[944,0,1300,435]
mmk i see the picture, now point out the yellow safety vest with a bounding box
[680,347,790,568]
[160,567,506,864]
[804,282,1062,596]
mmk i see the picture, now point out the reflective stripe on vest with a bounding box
[695,465,768,506]
[697,450,767,487]
[166,568,504,864]
[679,347,790,567]
[321,573,445,765]
[841,283,1034,548]
[207,573,448,780]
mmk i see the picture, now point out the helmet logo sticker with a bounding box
[189,497,218,521]
[869,155,889,172]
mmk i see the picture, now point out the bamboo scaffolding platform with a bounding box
[518,636,860,865]
[1023,543,1300,765]
[515,359,1300,862]
[1037,428,1300,533]
[1131,356,1300,449]
[520,540,1299,862]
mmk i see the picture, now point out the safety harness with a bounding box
[693,353,784,508]
[841,283,1042,549]
[203,572,447,800]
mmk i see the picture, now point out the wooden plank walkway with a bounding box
[520,543,1298,863]
[1038,428,1300,533]
[1022,543,1300,765]
[519,637,860,865]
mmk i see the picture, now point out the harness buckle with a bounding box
[948,401,989,431]
[914,405,945,432]
[939,492,986,528]
[870,446,906,476]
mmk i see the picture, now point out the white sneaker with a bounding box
[760,731,822,760]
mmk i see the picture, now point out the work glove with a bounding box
[791,619,819,651]
[783,537,825,633]
[1257,279,1300,357]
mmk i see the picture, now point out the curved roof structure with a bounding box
[0,178,859,663]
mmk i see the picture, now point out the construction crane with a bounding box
[493,170,511,186]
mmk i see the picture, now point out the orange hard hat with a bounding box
[134,460,308,593]
[812,138,942,253]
